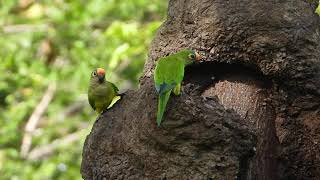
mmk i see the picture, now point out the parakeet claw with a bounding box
[173,83,181,96]
[101,108,109,114]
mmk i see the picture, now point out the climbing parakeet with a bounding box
[154,49,202,126]
[88,68,119,114]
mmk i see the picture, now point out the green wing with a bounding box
[88,91,96,111]
[110,82,119,94]
[154,55,185,93]
[153,54,186,126]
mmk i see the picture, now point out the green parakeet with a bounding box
[153,49,202,126]
[88,68,119,114]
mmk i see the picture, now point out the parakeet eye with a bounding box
[92,71,97,77]
[188,53,195,59]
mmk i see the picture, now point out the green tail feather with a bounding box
[157,90,172,126]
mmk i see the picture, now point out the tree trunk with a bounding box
[81,0,320,179]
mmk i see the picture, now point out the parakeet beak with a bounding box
[97,68,105,83]
[195,52,203,61]
[98,75,105,83]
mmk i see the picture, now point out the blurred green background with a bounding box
[0,0,166,179]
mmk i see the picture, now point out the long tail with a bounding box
[157,90,172,126]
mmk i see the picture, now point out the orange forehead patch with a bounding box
[97,68,105,75]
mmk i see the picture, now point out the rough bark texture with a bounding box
[82,0,320,179]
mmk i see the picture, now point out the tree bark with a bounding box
[81,0,320,179]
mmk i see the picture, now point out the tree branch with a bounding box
[2,24,49,33]
[27,129,86,161]
[20,82,57,158]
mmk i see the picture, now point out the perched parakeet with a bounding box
[88,68,119,114]
[154,49,202,126]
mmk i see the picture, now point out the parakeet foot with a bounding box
[173,83,181,96]
[101,109,108,114]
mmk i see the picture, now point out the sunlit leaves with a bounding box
[0,0,166,179]
[316,1,320,15]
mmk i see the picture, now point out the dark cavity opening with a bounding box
[185,61,280,180]
[184,61,272,91]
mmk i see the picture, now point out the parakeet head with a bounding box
[91,68,106,83]
[176,49,202,64]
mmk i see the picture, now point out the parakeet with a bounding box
[154,49,202,126]
[88,68,119,114]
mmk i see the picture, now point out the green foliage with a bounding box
[316,1,320,15]
[0,0,166,179]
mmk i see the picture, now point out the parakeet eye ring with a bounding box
[189,54,195,59]
[92,71,97,76]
